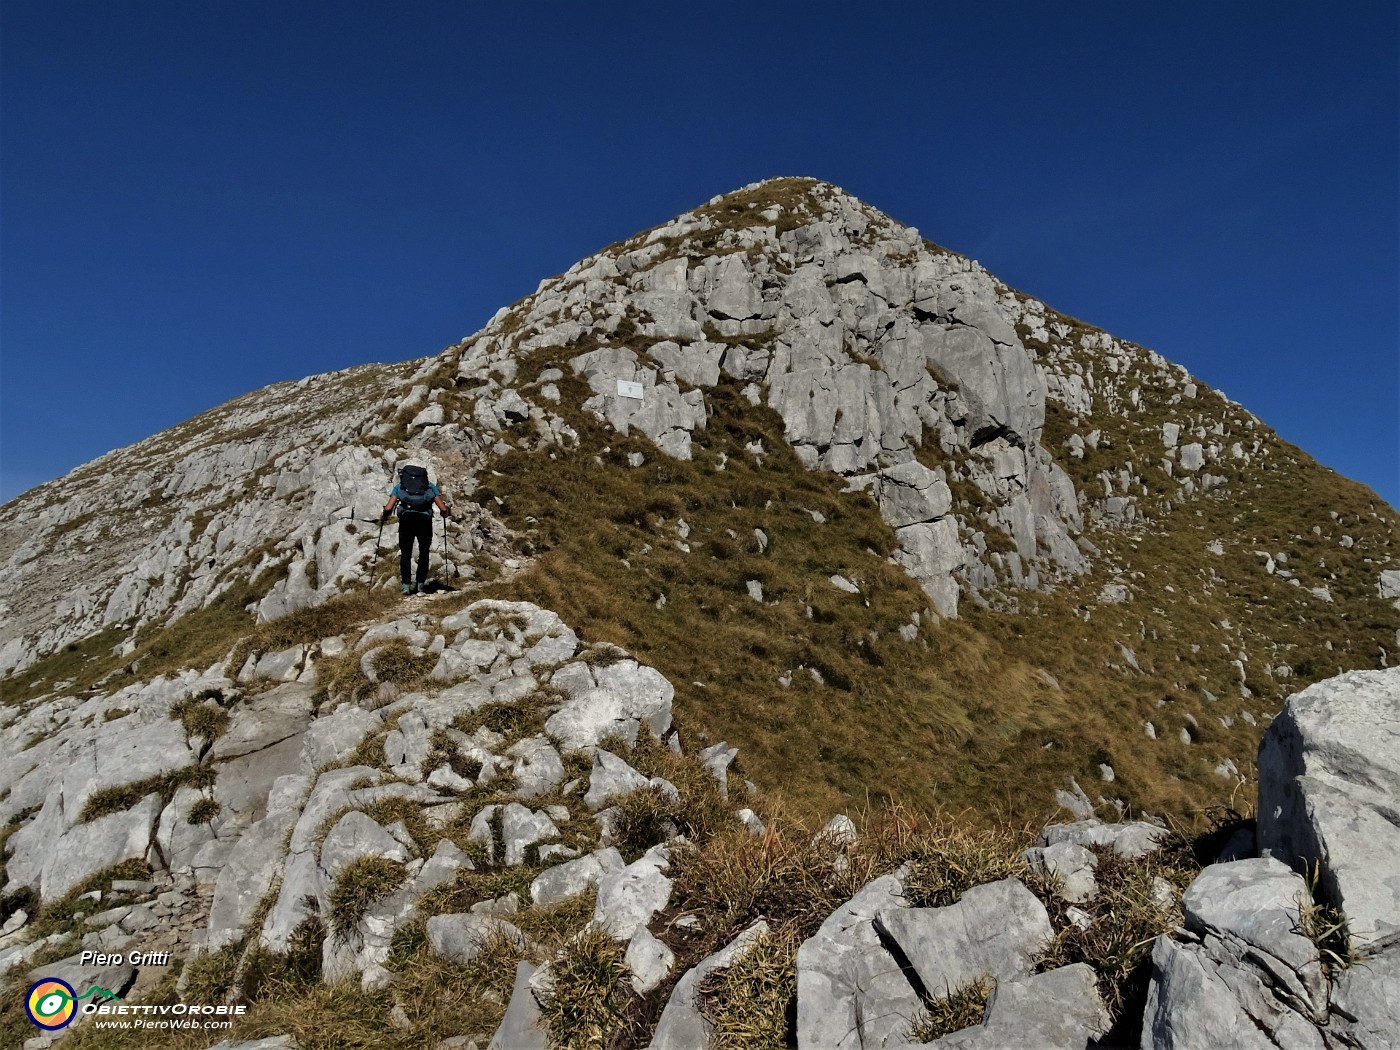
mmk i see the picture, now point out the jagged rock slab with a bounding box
[796,868,922,1049]
[1327,946,1400,1050]
[213,685,310,824]
[319,811,410,878]
[1182,858,1327,1015]
[24,948,138,1007]
[499,803,561,866]
[1141,858,1328,1050]
[258,766,381,951]
[204,773,309,950]
[42,696,198,824]
[384,710,433,782]
[1257,667,1400,952]
[1140,934,1323,1050]
[325,839,473,985]
[155,785,230,883]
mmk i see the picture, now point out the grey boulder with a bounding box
[626,925,675,995]
[583,749,651,810]
[1257,667,1400,952]
[593,845,672,940]
[505,736,565,799]
[1182,858,1327,1015]
[500,803,561,867]
[1140,858,1327,1050]
[1039,819,1169,859]
[544,659,673,751]
[530,847,624,907]
[319,811,410,880]
[1021,841,1098,904]
[426,913,525,964]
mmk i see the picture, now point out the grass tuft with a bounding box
[327,856,407,937]
[187,797,222,825]
[907,976,992,1042]
[901,820,1031,908]
[697,925,801,1049]
[241,912,326,1001]
[178,941,244,1005]
[79,764,217,823]
[1034,834,1198,1037]
[536,924,642,1049]
[451,695,550,740]
[170,696,231,742]
[1298,860,1355,974]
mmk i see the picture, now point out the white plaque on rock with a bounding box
[616,380,644,400]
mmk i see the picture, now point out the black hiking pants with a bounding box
[398,514,432,586]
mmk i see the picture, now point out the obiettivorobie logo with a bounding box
[24,975,250,1032]
[25,978,120,1030]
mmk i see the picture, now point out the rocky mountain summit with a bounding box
[1,177,1398,1048]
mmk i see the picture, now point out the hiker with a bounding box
[381,465,451,594]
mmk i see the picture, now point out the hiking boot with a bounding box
[413,582,424,595]
[401,583,411,595]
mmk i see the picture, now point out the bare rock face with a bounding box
[1257,667,1400,953]
[1140,669,1400,1050]
[1141,859,1327,1050]
[488,961,549,1050]
[8,792,164,901]
[1328,949,1400,1049]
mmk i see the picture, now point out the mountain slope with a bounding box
[2,176,1396,827]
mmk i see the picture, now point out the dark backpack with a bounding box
[397,465,434,511]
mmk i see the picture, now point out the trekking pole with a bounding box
[442,510,454,582]
[371,517,384,591]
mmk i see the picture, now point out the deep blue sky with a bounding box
[2,2,1396,507]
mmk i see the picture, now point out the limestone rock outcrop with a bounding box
[1142,667,1400,1050]
[1257,667,1400,953]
